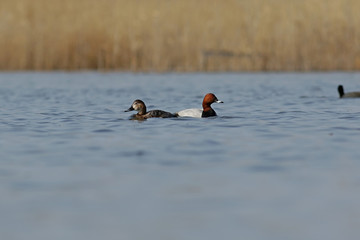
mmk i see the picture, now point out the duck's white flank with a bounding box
[176,108,202,118]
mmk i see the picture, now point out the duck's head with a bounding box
[125,99,146,114]
[338,85,344,98]
[202,93,223,107]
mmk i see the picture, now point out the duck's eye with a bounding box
[133,103,141,109]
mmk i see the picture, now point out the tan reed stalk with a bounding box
[1,0,360,71]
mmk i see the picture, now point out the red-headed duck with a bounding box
[175,93,223,118]
[125,99,175,120]
[338,85,360,98]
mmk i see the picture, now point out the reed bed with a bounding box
[1,0,360,71]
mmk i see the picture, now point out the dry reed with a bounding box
[1,0,360,71]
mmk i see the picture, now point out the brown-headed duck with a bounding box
[125,99,175,120]
[175,93,223,118]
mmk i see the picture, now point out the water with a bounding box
[1,72,360,240]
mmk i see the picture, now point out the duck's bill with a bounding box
[124,106,134,112]
[216,100,224,103]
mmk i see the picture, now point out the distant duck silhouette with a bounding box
[175,93,223,118]
[338,85,360,98]
[125,99,175,120]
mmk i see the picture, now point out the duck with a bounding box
[125,99,175,120]
[338,85,360,98]
[175,93,223,118]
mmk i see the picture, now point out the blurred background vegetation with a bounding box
[1,0,360,71]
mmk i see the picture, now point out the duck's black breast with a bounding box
[146,110,175,118]
[201,109,217,118]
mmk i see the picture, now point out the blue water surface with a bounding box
[1,72,360,240]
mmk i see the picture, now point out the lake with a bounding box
[1,72,360,240]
